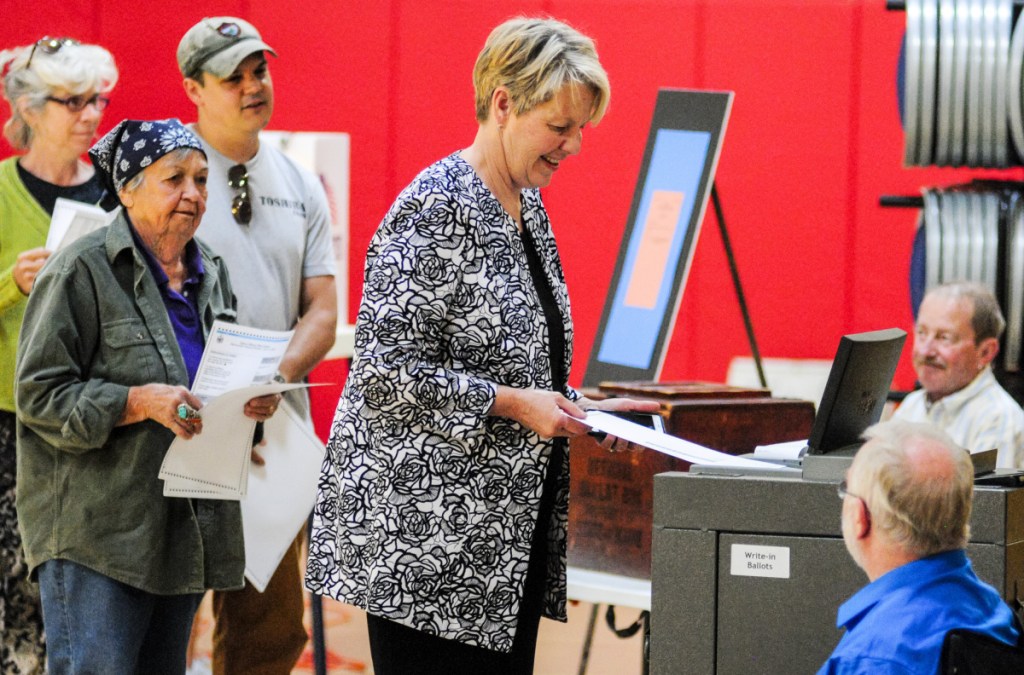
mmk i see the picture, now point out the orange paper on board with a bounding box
[623,190,684,309]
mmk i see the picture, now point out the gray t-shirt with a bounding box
[193,132,336,415]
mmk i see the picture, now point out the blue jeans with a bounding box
[37,559,202,674]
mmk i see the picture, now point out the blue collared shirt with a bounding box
[130,226,206,386]
[818,550,1019,674]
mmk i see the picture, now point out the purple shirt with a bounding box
[130,226,206,386]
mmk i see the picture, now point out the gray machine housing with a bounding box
[650,471,1024,674]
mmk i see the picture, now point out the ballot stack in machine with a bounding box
[567,381,814,579]
[649,471,1024,674]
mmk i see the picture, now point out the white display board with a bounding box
[582,90,733,386]
[260,130,355,359]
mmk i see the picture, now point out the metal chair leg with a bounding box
[310,591,327,675]
[642,610,650,675]
[308,513,327,675]
[577,603,601,675]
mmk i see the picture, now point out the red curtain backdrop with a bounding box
[6,0,1022,433]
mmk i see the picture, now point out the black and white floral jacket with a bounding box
[306,152,578,652]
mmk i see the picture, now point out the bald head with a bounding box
[848,420,973,558]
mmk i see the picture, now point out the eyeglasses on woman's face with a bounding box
[46,93,110,113]
[26,36,79,70]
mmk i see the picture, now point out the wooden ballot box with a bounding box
[567,381,815,579]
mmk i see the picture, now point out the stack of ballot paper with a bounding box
[159,321,305,499]
[753,440,809,462]
[582,411,780,469]
[158,382,314,499]
[156,321,328,591]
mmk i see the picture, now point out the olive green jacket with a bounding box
[16,212,244,594]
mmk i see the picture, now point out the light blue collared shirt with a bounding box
[893,367,1024,468]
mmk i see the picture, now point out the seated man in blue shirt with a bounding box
[819,420,1020,674]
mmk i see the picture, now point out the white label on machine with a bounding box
[730,544,791,578]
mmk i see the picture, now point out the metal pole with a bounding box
[308,514,327,675]
[711,183,768,389]
[576,603,601,675]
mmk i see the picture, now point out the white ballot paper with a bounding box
[159,320,299,499]
[159,382,311,499]
[753,439,808,461]
[191,321,294,402]
[242,401,325,592]
[583,410,781,469]
[45,198,118,251]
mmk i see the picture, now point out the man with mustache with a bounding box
[176,17,338,675]
[892,281,1024,469]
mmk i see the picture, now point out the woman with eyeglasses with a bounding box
[0,36,117,674]
[306,17,657,674]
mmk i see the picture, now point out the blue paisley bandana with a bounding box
[89,118,205,196]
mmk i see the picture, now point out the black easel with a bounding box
[712,182,768,388]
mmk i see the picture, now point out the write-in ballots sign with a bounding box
[584,89,733,386]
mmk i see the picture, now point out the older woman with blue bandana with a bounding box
[15,118,276,673]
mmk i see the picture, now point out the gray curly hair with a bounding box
[1,38,118,150]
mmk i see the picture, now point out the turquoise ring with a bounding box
[177,403,198,421]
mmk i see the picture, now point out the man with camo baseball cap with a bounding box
[176,15,338,675]
[177,17,276,80]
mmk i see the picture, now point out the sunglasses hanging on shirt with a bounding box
[228,163,252,225]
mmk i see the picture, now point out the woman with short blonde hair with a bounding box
[472,17,610,123]
[308,16,656,674]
